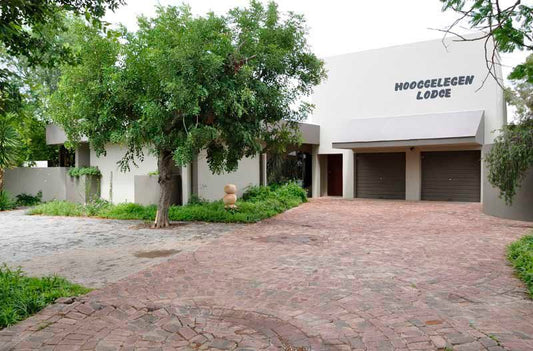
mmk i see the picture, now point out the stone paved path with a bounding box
[0,209,241,287]
[1,199,533,350]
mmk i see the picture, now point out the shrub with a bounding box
[84,198,111,216]
[508,234,533,298]
[188,194,208,205]
[242,185,273,202]
[272,181,308,203]
[0,190,15,211]
[28,183,308,223]
[28,201,85,217]
[99,203,156,220]
[0,265,90,329]
[15,191,42,207]
[68,167,101,177]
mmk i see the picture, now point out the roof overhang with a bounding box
[46,124,88,145]
[298,122,320,145]
[332,110,484,149]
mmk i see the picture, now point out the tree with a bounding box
[1,0,123,66]
[0,1,124,162]
[439,0,532,85]
[485,55,533,204]
[441,1,533,204]
[49,2,326,228]
[0,114,22,190]
[0,20,69,178]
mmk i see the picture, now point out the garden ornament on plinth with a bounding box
[223,184,237,209]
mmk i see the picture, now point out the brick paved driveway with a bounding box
[1,199,532,351]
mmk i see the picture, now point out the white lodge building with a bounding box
[9,37,531,221]
[309,37,530,220]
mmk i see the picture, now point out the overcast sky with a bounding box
[104,0,528,88]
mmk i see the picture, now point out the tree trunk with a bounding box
[0,168,4,192]
[153,150,173,228]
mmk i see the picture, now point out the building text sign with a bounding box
[394,75,475,100]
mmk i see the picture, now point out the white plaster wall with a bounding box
[312,37,505,155]
[405,149,421,201]
[90,145,158,204]
[196,151,260,202]
[342,151,354,198]
[4,167,68,201]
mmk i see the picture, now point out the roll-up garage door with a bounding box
[355,153,406,199]
[421,150,481,202]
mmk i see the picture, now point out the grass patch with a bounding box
[508,233,533,297]
[0,265,90,329]
[28,182,307,223]
[0,190,16,211]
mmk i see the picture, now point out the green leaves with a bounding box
[68,167,102,177]
[441,2,533,203]
[487,54,533,204]
[29,182,308,223]
[440,0,532,54]
[50,1,325,176]
[0,0,123,67]
[0,114,23,170]
[510,54,533,84]
[485,118,533,204]
[507,234,533,297]
[0,265,90,328]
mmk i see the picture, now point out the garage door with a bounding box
[421,151,481,202]
[356,153,406,199]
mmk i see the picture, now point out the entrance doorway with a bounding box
[327,154,343,196]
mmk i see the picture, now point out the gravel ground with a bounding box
[0,209,243,288]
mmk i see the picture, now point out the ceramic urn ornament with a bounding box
[223,184,237,209]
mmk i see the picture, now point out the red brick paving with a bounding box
[1,199,533,350]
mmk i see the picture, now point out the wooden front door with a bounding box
[327,154,343,196]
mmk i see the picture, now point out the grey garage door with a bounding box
[421,150,481,202]
[356,153,406,199]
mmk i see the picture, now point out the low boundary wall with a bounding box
[4,167,100,204]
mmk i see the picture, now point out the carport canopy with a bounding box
[332,110,484,149]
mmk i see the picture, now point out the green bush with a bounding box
[15,191,42,207]
[84,198,111,216]
[508,234,533,298]
[29,201,84,216]
[242,184,273,202]
[99,203,156,220]
[28,183,307,223]
[68,166,101,177]
[188,194,209,205]
[0,191,15,211]
[0,265,90,329]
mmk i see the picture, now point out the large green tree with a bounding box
[0,1,123,176]
[1,0,123,112]
[1,0,123,66]
[49,2,326,228]
[441,0,533,203]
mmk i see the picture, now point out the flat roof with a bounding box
[332,110,484,149]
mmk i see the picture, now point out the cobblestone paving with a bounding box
[0,209,242,287]
[1,199,533,350]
